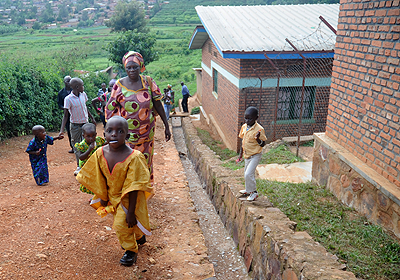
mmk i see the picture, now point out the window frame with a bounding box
[276,86,316,122]
[212,68,218,99]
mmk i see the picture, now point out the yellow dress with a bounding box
[76,148,153,252]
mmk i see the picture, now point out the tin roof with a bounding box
[189,4,339,59]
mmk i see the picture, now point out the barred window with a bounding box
[277,86,315,120]
[213,68,218,94]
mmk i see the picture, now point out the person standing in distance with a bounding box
[98,82,107,97]
[59,77,97,176]
[180,82,190,113]
[57,76,74,153]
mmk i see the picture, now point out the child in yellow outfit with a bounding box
[76,116,153,266]
[238,106,267,201]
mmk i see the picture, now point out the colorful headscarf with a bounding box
[122,51,145,73]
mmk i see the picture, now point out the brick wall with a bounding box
[202,40,241,150]
[326,0,400,188]
[243,86,330,141]
[201,39,333,151]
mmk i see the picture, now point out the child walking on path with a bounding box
[75,123,105,194]
[59,77,96,176]
[162,87,174,120]
[26,125,63,185]
[76,116,153,266]
[238,106,267,201]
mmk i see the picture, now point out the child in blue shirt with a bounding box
[26,125,63,185]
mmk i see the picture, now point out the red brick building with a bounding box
[189,4,339,151]
[312,0,400,238]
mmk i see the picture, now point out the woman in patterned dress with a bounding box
[105,51,171,185]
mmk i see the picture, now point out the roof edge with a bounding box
[189,25,208,50]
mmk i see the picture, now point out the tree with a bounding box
[17,15,26,26]
[40,3,54,23]
[58,5,69,21]
[81,10,89,21]
[105,30,158,68]
[105,1,148,33]
[32,22,41,30]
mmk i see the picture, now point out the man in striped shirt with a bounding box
[59,77,96,175]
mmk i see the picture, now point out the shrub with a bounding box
[191,106,200,115]
[0,54,110,140]
[0,56,62,139]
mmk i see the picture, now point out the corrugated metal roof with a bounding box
[192,4,339,54]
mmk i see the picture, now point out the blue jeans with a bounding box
[164,104,172,120]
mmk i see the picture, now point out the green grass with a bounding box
[196,128,237,161]
[191,106,200,114]
[257,180,400,280]
[222,159,245,170]
[260,144,304,164]
[301,140,314,147]
[222,143,304,170]
[0,24,199,93]
[0,26,116,73]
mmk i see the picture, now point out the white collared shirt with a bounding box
[64,92,89,124]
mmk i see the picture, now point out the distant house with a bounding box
[82,7,96,13]
[47,23,57,29]
[189,4,339,151]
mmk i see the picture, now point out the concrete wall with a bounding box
[193,68,202,103]
[181,117,357,280]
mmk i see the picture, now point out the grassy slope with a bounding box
[258,180,400,280]
[0,27,114,72]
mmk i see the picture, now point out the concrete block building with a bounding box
[189,4,339,151]
[312,0,400,238]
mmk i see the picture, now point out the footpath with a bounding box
[0,121,217,280]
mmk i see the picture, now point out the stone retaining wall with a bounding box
[181,118,357,280]
[313,133,400,239]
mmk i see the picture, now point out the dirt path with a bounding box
[0,121,214,280]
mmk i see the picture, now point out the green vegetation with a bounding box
[222,159,245,170]
[0,27,115,73]
[0,24,23,35]
[105,31,158,68]
[191,106,200,115]
[301,140,314,147]
[146,26,201,102]
[105,1,148,33]
[257,180,400,280]
[223,143,303,170]
[0,52,109,139]
[260,144,304,164]
[0,56,61,138]
[196,128,237,161]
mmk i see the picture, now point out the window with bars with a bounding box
[277,86,316,121]
[213,68,218,95]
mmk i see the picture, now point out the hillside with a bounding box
[150,0,340,25]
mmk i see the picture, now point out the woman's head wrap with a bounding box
[122,51,145,73]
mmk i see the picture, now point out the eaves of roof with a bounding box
[189,4,339,60]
